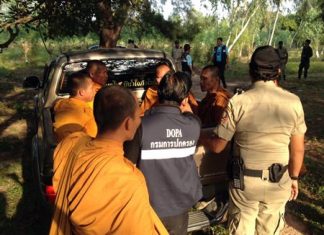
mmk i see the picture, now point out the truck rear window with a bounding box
[58,58,172,95]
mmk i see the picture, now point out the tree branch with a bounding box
[228,4,260,52]
[0,25,19,49]
[0,15,38,30]
[0,11,40,49]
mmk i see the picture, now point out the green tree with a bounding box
[0,0,192,49]
[293,0,324,57]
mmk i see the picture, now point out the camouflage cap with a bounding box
[249,46,280,80]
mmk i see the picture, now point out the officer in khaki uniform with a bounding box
[276,41,288,80]
[200,46,306,235]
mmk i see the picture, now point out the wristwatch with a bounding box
[290,176,299,180]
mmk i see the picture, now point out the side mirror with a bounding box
[23,76,40,89]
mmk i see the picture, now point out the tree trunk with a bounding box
[268,3,280,46]
[250,33,255,57]
[228,4,260,52]
[226,32,232,47]
[96,0,130,48]
[99,26,122,48]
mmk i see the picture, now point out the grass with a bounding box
[0,65,51,234]
[287,156,324,233]
[0,161,23,216]
[0,41,323,234]
[280,75,324,234]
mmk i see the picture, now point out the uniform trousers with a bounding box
[228,171,291,235]
[279,62,286,80]
[174,60,182,72]
[298,60,310,79]
[215,62,227,88]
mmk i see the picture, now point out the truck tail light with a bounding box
[45,185,56,204]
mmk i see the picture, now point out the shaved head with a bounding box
[86,60,108,86]
[94,85,138,134]
[156,64,171,84]
[67,71,93,97]
[200,65,220,93]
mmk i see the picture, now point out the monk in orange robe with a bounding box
[50,85,168,235]
[85,60,109,108]
[198,65,232,127]
[141,63,198,115]
[52,131,88,192]
[53,71,97,141]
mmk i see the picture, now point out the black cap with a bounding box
[250,46,280,80]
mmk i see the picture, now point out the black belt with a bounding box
[244,165,288,179]
[244,169,264,178]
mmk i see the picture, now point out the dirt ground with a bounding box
[1,67,321,234]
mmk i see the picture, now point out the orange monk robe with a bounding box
[87,82,102,109]
[52,131,89,192]
[188,91,199,114]
[53,98,97,141]
[50,137,168,235]
[198,87,232,128]
[140,86,198,115]
[140,86,158,115]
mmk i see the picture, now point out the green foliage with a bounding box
[135,3,176,40]
[280,14,298,32]
[190,19,218,67]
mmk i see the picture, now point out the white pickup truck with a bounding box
[23,48,229,233]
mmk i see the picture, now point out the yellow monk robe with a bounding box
[198,87,232,127]
[140,86,198,115]
[50,137,168,235]
[53,97,97,141]
[87,82,102,109]
[52,131,89,192]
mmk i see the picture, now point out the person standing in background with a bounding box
[181,44,193,77]
[127,39,138,48]
[276,41,288,80]
[211,37,229,88]
[172,40,183,71]
[298,39,313,79]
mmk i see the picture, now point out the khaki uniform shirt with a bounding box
[214,81,307,169]
[277,47,288,64]
[172,47,183,62]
